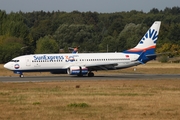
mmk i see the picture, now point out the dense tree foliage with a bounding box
[0,36,24,63]
[35,36,59,54]
[0,7,180,63]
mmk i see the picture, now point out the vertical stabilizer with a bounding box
[124,21,161,54]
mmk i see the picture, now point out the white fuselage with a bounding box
[4,52,140,72]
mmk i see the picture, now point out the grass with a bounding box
[0,80,180,120]
[1,62,180,119]
[67,103,90,108]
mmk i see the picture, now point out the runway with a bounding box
[1,74,180,82]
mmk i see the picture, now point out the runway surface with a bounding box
[0,74,180,82]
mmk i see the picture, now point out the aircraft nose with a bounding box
[4,62,11,70]
[4,63,8,69]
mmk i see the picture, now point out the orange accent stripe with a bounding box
[127,45,156,52]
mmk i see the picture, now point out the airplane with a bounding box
[4,21,161,77]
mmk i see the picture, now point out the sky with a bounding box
[0,0,180,13]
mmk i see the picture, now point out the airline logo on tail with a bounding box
[140,29,158,44]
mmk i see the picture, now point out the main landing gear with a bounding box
[77,71,94,77]
[88,72,94,77]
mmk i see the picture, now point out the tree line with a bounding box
[0,7,180,63]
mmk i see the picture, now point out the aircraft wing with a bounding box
[63,62,118,71]
[84,63,118,71]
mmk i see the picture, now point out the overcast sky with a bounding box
[0,0,180,13]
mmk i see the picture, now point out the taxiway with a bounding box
[0,74,180,82]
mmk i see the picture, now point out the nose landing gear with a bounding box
[19,74,24,78]
[14,71,24,78]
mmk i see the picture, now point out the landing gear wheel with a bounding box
[19,74,24,78]
[88,72,94,77]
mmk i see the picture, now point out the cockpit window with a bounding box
[10,60,19,62]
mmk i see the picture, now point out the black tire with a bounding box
[88,72,94,77]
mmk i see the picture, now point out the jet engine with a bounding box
[67,66,88,75]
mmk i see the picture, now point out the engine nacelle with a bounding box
[67,66,88,75]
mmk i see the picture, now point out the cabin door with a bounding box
[26,57,31,66]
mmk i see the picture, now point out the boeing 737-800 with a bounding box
[4,21,161,77]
